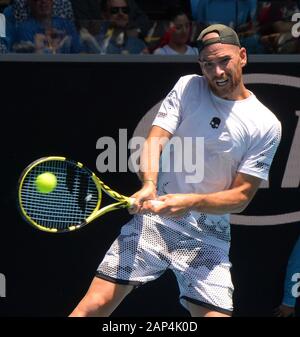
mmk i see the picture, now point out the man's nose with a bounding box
[214,64,225,77]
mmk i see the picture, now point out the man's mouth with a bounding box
[216,79,229,87]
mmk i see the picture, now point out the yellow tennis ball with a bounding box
[35,172,57,194]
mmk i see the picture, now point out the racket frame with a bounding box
[18,156,132,233]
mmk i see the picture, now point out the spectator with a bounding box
[192,0,257,29]
[74,0,150,39]
[80,0,148,54]
[13,0,80,53]
[3,1,16,51]
[71,0,101,21]
[125,0,150,38]
[0,12,8,52]
[70,0,101,31]
[12,0,74,22]
[192,0,265,54]
[75,0,149,36]
[0,13,5,36]
[259,0,300,53]
[153,7,198,55]
[274,235,300,317]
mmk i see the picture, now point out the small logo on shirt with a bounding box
[210,117,221,129]
[157,111,168,118]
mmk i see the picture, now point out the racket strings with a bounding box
[20,160,99,231]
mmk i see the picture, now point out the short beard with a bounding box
[210,76,241,100]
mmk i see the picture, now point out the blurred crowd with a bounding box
[0,0,299,54]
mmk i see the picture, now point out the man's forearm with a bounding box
[188,186,253,215]
[187,172,262,215]
[139,138,160,186]
[139,127,171,186]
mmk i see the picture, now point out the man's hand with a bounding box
[129,181,157,214]
[141,194,194,217]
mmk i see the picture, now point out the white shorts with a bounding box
[96,214,234,314]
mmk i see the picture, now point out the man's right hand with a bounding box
[128,181,157,214]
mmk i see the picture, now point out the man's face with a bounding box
[107,0,129,29]
[29,0,53,20]
[199,33,247,100]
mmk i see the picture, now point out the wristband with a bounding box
[143,179,157,187]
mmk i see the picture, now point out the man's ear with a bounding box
[240,47,247,67]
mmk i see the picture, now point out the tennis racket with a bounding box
[18,156,141,233]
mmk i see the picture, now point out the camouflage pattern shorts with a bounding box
[96,214,233,313]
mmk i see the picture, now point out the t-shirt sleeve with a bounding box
[153,47,164,55]
[152,77,185,134]
[238,121,281,180]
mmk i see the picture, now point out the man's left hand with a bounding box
[141,194,194,217]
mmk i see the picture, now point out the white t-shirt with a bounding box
[153,44,198,56]
[151,75,281,244]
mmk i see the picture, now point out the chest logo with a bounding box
[210,117,221,129]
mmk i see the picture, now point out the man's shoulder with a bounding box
[251,95,281,125]
[246,95,281,135]
[178,74,203,82]
[176,74,206,90]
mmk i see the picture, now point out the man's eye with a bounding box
[221,58,230,64]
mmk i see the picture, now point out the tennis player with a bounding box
[70,24,281,317]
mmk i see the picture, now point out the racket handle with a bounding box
[128,197,135,206]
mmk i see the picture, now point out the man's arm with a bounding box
[191,172,262,214]
[139,125,172,186]
[130,125,172,212]
[142,172,262,216]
